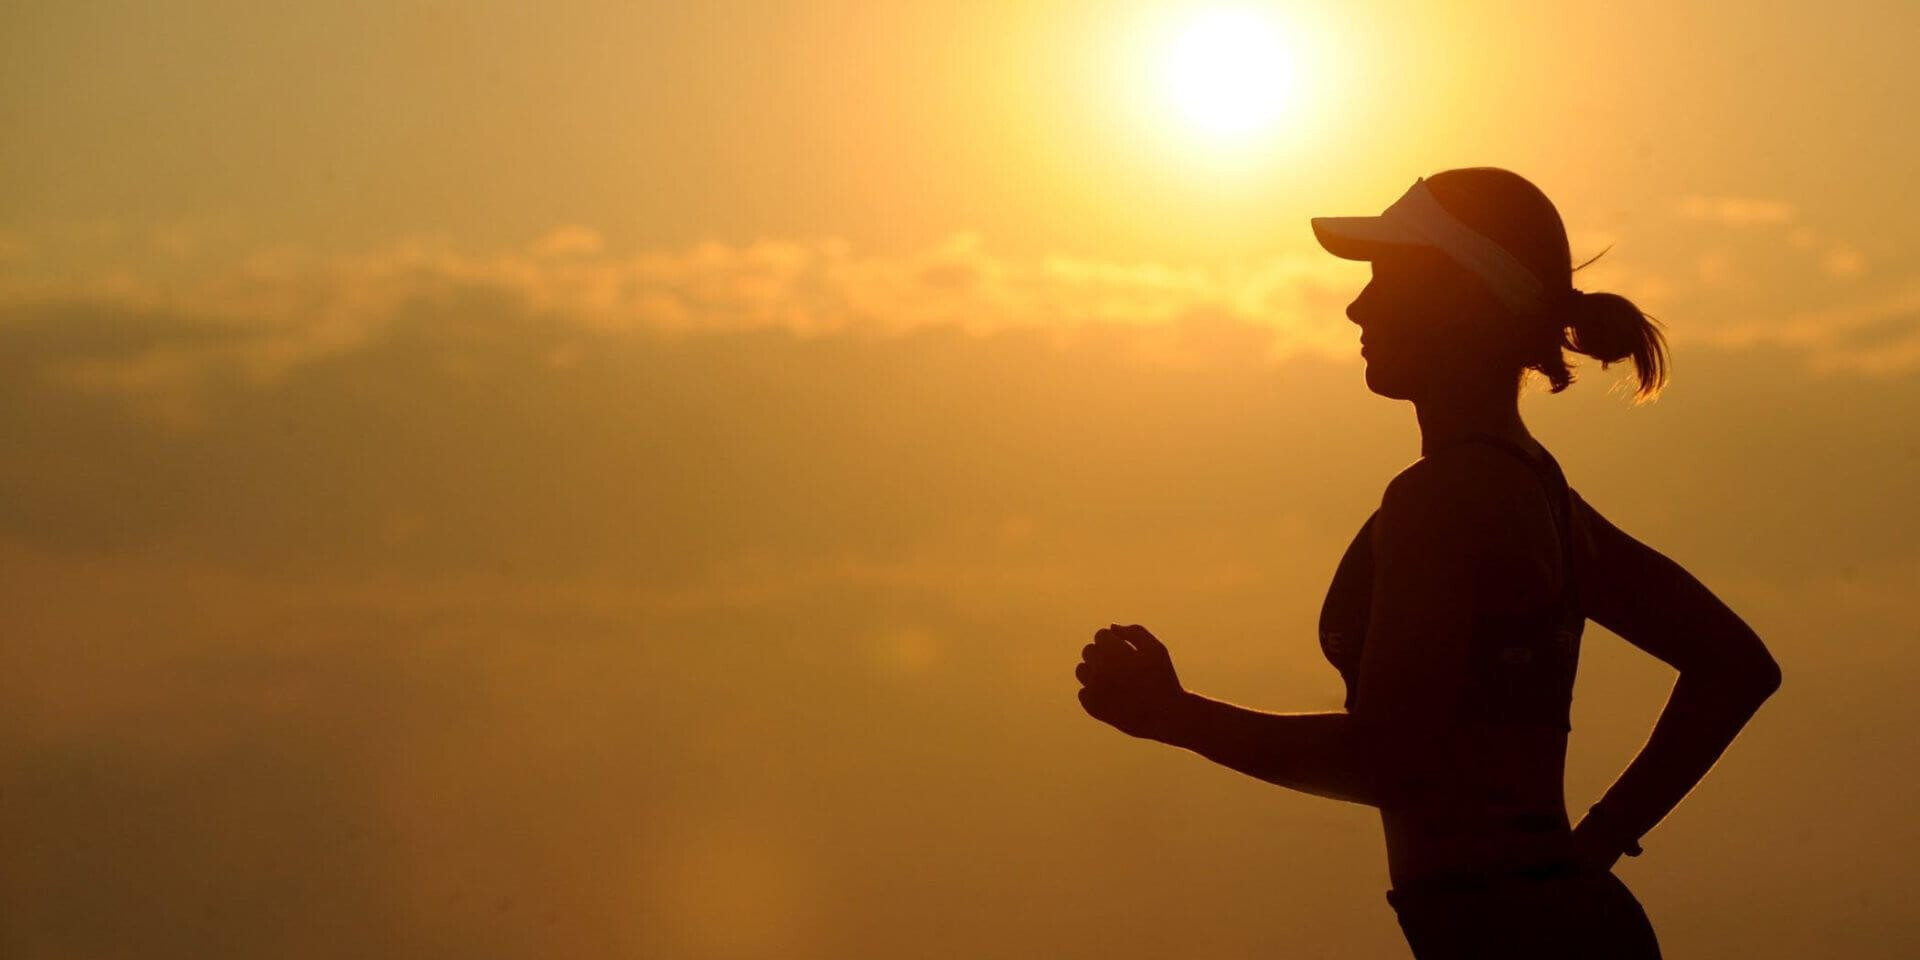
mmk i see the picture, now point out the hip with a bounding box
[1385,861,1662,960]
[1381,805,1577,889]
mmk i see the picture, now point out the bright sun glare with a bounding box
[1162,9,1298,139]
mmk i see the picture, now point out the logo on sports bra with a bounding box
[1321,630,1347,655]
[1497,628,1577,666]
[1497,645,1534,664]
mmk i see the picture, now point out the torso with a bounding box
[1318,433,1588,888]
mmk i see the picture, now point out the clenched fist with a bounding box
[1075,623,1191,743]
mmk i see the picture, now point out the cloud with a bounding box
[0,232,1375,429]
[1,258,1915,589]
[1822,244,1867,280]
[1675,194,1797,226]
[1786,284,1920,376]
[1,222,1914,459]
[528,225,605,259]
[1667,194,1871,287]
[2,231,1919,960]
[1695,247,1742,287]
[1677,279,1920,377]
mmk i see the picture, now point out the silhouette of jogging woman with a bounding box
[1074,167,1782,959]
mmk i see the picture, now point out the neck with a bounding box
[1413,377,1531,458]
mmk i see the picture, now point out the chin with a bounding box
[1363,365,1417,401]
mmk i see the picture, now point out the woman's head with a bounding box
[1320,167,1669,404]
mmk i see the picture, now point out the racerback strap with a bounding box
[1431,432,1578,614]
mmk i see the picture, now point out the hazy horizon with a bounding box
[4,2,1916,957]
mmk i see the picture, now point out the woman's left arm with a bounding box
[1076,455,1501,809]
[1077,624,1386,805]
[1157,691,1384,806]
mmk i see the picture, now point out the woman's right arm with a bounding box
[1570,490,1783,860]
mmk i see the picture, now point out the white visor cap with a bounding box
[1312,177,1550,316]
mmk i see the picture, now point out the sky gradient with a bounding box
[3,2,1917,958]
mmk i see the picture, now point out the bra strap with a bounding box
[1430,432,1578,613]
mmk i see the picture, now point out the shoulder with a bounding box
[1377,443,1546,531]
[1371,444,1558,593]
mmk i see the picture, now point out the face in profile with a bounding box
[1347,247,1509,401]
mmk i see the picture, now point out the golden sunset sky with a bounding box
[2,2,1916,958]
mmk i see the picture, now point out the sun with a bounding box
[1161,9,1299,139]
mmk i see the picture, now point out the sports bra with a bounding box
[1316,433,1584,731]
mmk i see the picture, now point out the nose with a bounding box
[1346,276,1379,328]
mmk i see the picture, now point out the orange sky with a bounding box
[2,2,1917,958]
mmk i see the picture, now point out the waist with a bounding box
[1389,806,1572,836]
[1388,856,1587,900]
[1383,806,1576,890]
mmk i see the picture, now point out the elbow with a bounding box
[1689,651,1782,705]
[1750,655,1783,700]
[1684,625,1783,704]
[1742,639,1784,699]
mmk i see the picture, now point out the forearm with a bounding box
[1155,691,1383,806]
[1585,668,1779,852]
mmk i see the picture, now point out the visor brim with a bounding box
[1311,216,1421,261]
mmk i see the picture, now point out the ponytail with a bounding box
[1523,247,1671,402]
[1560,289,1669,402]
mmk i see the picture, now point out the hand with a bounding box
[1569,812,1629,875]
[1075,623,1189,743]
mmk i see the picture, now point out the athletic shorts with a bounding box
[1384,860,1662,959]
